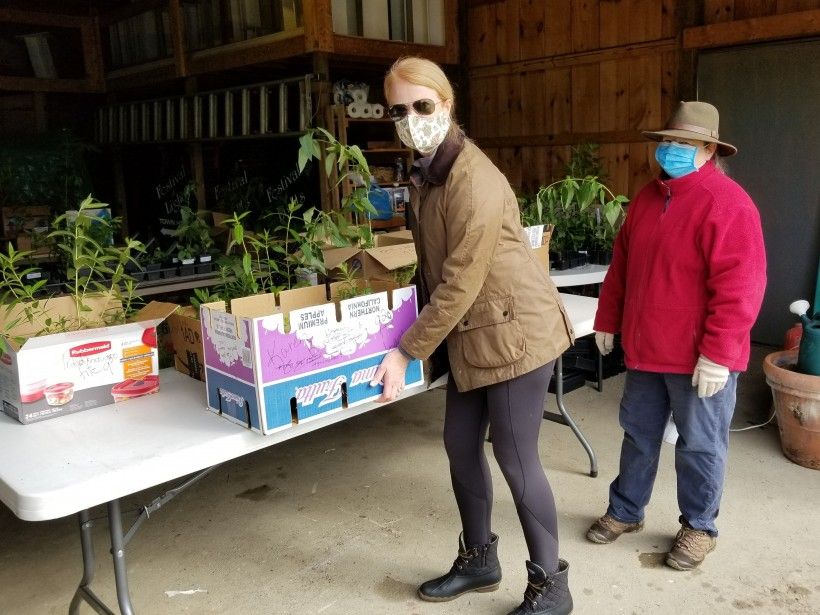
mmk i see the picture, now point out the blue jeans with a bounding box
[607,369,738,536]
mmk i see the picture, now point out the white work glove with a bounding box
[595,331,615,356]
[691,355,729,398]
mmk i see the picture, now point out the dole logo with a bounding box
[69,341,113,358]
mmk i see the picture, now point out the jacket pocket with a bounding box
[457,297,526,368]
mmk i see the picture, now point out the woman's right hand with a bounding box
[370,349,411,403]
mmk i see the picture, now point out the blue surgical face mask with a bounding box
[655,142,698,178]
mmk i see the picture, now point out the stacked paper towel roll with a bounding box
[347,103,385,119]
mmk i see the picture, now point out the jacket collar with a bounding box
[656,159,718,195]
[411,129,466,187]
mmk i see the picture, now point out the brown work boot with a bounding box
[665,524,716,570]
[585,514,644,544]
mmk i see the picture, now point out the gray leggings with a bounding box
[444,362,559,572]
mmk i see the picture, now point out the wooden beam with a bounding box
[168,0,189,77]
[187,30,306,75]
[683,8,820,49]
[476,130,648,149]
[99,0,166,27]
[332,35,450,64]
[80,16,105,92]
[470,38,679,77]
[33,93,47,132]
[0,7,88,28]
[0,75,96,93]
[444,0,459,64]
[303,0,334,52]
[106,58,177,91]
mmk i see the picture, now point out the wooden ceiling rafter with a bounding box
[684,8,820,49]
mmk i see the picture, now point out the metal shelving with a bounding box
[95,74,318,144]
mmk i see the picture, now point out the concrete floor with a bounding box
[1,344,818,615]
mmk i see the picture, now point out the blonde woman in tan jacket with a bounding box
[370,57,574,615]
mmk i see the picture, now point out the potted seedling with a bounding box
[171,206,214,277]
[142,245,167,281]
[536,176,627,270]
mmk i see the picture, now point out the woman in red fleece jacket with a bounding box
[586,101,766,571]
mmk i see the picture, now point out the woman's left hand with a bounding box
[370,349,410,403]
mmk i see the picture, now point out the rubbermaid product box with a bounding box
[200,281,423,434]
[0,300,177,424]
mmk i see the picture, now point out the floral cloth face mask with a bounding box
[395,112,452,155]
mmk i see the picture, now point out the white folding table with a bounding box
[545,293,599,479]
[0,293,598,614]
[550,263,608,288]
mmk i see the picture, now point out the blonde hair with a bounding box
[384,56,456,119]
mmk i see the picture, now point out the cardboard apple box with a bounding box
[0,298,177,424]
[200,281,423,435]
[322,229,417,281]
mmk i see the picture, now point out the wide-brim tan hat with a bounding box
[642,100,737,157]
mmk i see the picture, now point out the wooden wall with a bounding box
[464,0,820,198]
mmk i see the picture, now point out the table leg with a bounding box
[69,509,116,615]
[108,499,135,615]
[543,355,599,477]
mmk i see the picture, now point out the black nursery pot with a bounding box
[125,261,146,282]
[178,258,196,277]
[591,249,613,265]
[550,250,590,270]
[145,263,162,281]
[195,255,214,275]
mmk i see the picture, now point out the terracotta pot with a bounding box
[763,350,820,470]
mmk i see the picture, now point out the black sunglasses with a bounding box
[387,98,440,121]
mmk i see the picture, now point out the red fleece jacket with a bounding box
[594,161,766,373]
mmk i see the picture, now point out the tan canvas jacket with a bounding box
[400,131,574,392]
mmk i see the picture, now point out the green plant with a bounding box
[333,263,372,301]
[0,129,93,214]
[298,127,378,244]
[565,142,607,184]
[392,263,417,287]
[518,194,546,227]
[49,195,144,327]
[197,212,287,309]
[144,245,167,266]
[267,199,328,289]
[0,244,51,349]
[190,286,221,310]
[536,177,628,254]
[0,196,144,350]
[171,206,213,261]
